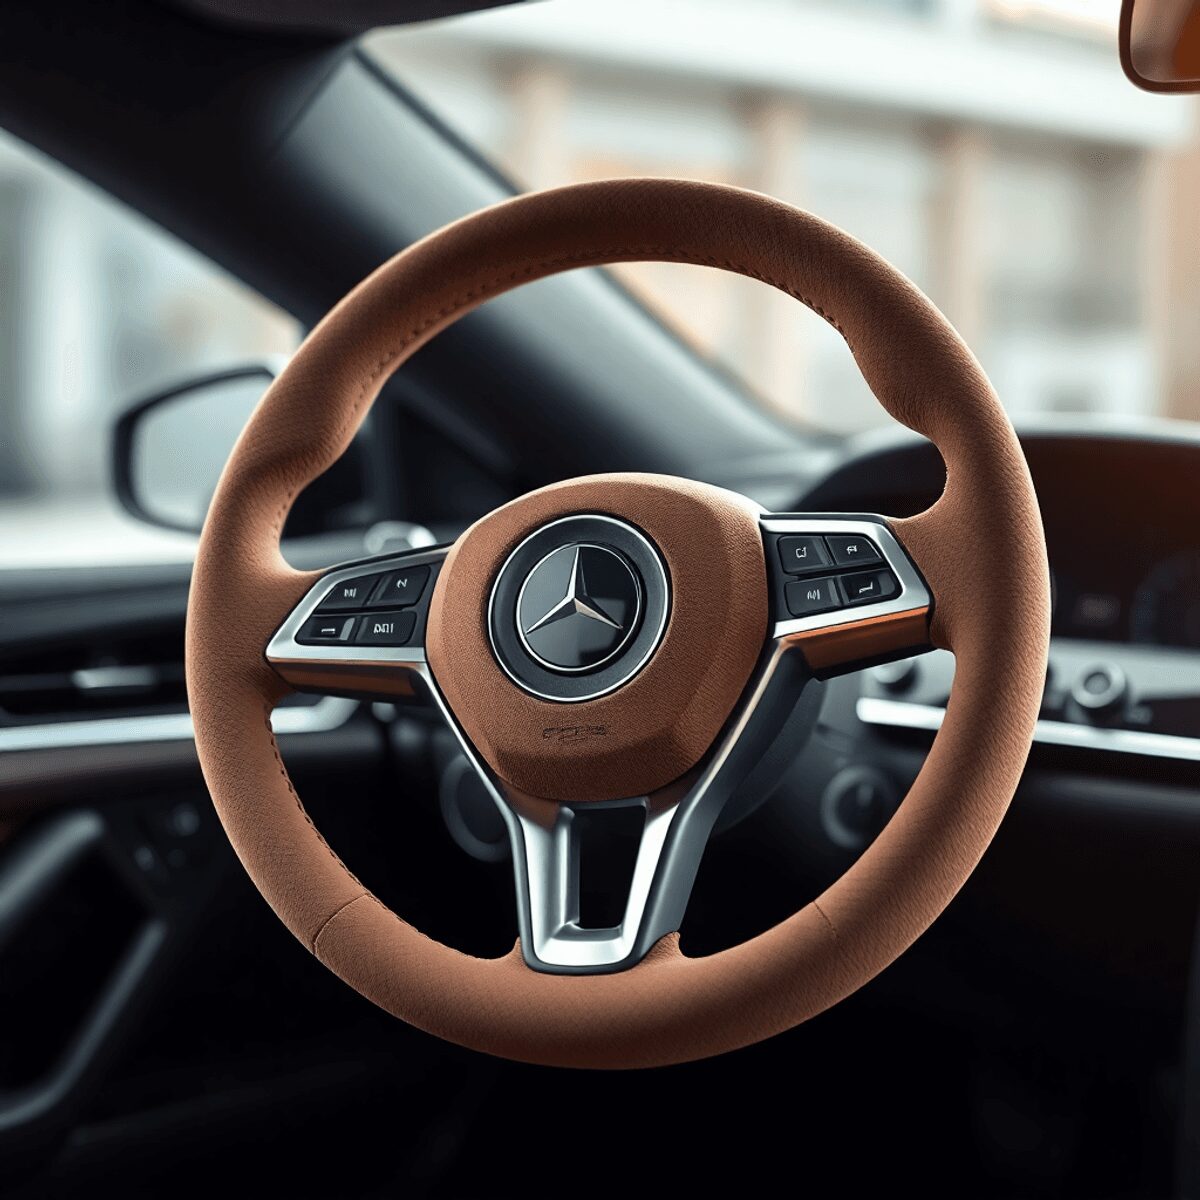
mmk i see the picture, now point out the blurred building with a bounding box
[0,137,297,501]
[375,0,1200,431]
[0,0,1197,518]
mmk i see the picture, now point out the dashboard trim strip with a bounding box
[0,696,358,755]
[857,695,1200,763]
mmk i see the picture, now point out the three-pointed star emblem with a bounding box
[523,546,624,635]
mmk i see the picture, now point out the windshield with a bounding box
[0,134,300,565]
[372,0,1195,434]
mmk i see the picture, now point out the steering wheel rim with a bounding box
[186,177,1049,1069]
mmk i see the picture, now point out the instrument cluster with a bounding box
[1054,547,1200,650]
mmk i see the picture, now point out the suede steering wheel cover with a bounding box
[186,179,1049,1069]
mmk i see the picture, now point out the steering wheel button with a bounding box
[356,610,417,646]
[826,535,882,567]
[316,574,382,611]
[777,535,832,574]
[368,564,431,608]
[842,568,899,606]
[784,575,843,617]
[296,615,356,644]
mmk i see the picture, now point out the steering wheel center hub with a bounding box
[426,474,770,803]
[490,514,668,700]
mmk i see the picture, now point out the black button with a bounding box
[368,565,431,609]
[826,535,882,567]
[296,615,356,644]
[777,535,832,575]
[355,610,417,646]
[785,576,843,618]
[316,574,382,611]
[842,569,899,605]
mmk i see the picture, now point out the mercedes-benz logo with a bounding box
[488,515,668,701]
[516,543,643,673]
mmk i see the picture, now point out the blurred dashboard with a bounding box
[811,427,1200,650]
[802,423,1200,763]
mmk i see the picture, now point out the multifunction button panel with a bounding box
[295,561,438,648]
[761,516,932,675]
[771,531,899,619]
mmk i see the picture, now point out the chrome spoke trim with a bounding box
[419,637,811,973]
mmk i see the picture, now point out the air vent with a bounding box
[0,632,186,725]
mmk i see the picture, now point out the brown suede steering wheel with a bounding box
[186,178,1049,1069]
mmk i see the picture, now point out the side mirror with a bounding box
[113,365,277,534]
[1121,0,1200,92]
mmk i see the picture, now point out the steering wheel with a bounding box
[186,178,1049,1069]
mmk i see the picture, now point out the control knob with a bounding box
[1070,663,1127,717]
[869,657,917,693]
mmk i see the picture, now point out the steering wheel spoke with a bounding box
[500,794,685,974]
[429,630,811,974]
[762,514,933,674]
[266,545,448,700]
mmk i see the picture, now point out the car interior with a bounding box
[2,0,1200,1196]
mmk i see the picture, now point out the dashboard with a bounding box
[1,414,1197,1199]
[802,426,1200,761]
[814,432,1200,650]
[1033,436,1200,650]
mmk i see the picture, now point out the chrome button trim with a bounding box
[265,545,449,673]
[761,517,931,639]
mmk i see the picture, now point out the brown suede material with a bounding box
[186,178,1049,1068]
[427,474,767,802]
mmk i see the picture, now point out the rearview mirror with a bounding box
[113,365,276,534]
[1121,0,1200,91]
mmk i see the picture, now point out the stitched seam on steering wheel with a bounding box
[271,246,849,542]
[311,892,398,955]
[269,487,299,542]
[310,892,368,952]
[812,900,839,940]
[262,704,368,895]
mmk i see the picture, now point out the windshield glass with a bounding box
[0,134,299,565]
[371,0,1195,434]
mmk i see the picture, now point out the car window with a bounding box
[0,131,300,566]
[369,0,1194,434]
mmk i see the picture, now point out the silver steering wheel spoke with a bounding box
[424,632,814,974]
